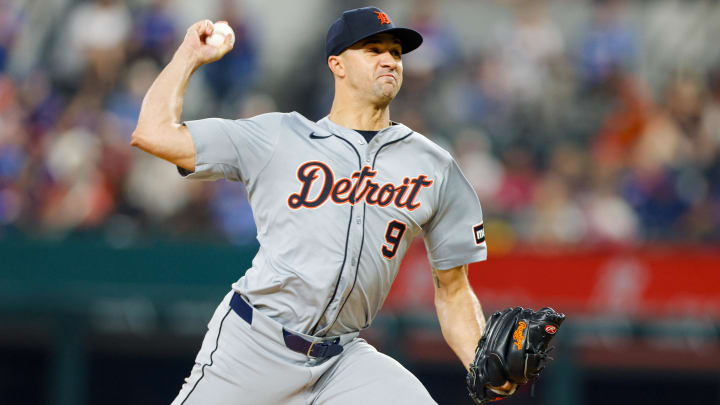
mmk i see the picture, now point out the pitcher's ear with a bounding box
[328,55,345,78]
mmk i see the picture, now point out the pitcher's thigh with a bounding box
[312,339,437,405]
[170,307,244,405]
[171,300,309,405]
[171,361,247,405]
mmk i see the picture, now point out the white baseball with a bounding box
[206,22,234,47]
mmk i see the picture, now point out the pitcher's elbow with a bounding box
[130,128,144,148]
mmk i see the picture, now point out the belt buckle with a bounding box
[307,338,340,358]
[306,341,317,357]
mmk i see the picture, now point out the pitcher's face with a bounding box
[340,33,404,105]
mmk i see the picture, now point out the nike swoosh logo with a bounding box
[309,132,329,139]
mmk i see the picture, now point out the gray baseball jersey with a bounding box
[181,112,487,337]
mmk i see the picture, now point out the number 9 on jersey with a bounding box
[381,220,407,259]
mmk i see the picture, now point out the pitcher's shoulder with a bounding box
[405,129,455,165]
[242,111,291,126]
[234,112,324,139]
[277,111,337,137]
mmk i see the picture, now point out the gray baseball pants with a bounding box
[171,291,438,405]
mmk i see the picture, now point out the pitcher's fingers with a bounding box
[203,19,214,36]
[191,19,213,37]
[223,32,235,50]
[188,19,210,35]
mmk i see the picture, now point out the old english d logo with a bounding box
[512,321,527,350]
[374,11,391,24]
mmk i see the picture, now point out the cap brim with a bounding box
[380,27,423,54]
[353,27,424,55]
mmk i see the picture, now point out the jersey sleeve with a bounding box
[177,112,284,183]
[422,159,488,270]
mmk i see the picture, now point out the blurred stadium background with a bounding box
[1,0,720,404]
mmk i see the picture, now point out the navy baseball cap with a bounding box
[325,6,423,59]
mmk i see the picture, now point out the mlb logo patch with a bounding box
[473,223,485,245]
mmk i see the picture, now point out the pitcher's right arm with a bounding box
[130,20,234,172]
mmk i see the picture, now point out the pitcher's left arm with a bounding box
[433,264,514,392]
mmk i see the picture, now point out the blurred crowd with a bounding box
[1,0,719,248]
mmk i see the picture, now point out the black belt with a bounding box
[230,292,343,359]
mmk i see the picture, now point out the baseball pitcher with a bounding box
[131,7,563,405]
